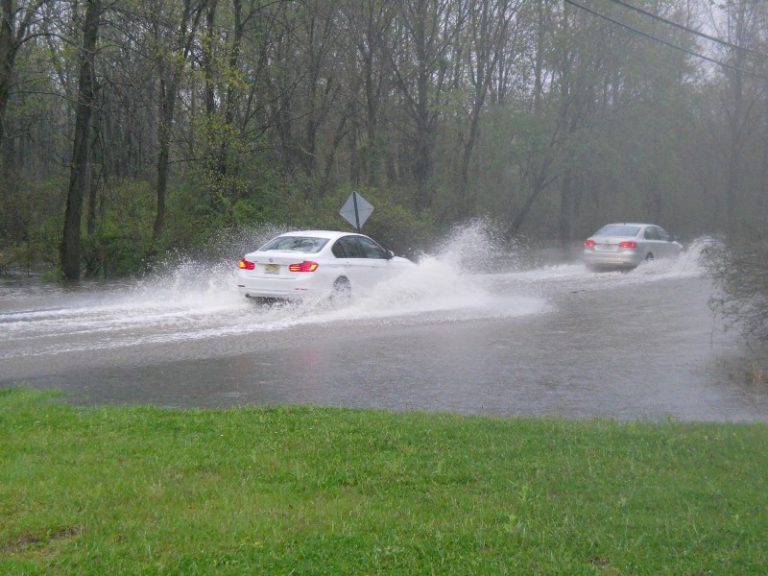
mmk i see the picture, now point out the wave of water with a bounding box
[0,224,551,358]
[0,227,716,361]
[494,236,711,290]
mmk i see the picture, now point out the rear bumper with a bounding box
[238,286,311,301]
[237,271,326,300]
[582,250,643,269]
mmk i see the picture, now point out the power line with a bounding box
[605,0,766,58]
[563,0,767,80]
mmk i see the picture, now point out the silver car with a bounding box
[582,223,682,270]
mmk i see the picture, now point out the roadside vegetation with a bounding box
[2,1,768,280]
[2,388,767,575]
[705,231,768,379]
[706,233,768,346]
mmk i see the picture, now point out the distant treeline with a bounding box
[0,0,767,279]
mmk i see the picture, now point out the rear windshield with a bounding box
[594,225,641,237]
[259,236,329,253]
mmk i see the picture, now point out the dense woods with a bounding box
[0,0,767,281]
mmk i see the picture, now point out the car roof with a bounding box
[277,230,365,240]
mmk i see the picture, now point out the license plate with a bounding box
[264,264,280,274]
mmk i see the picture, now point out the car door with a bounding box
[655,226,678,257]
[331,235,395,290]
[331,236,364,286]
[643,226,662,258]
[355,236,391,287]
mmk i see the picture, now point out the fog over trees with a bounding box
[0,0,767,281]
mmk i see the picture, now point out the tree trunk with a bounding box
[0,0,50,144]
[458,101,482,218]
[60,0,101,280]
[724,0,748,233]
[153,0,204,239]
[558,167,575,250]
[154,78,174,239]
[506,166,551,240]
[0,0,23,143]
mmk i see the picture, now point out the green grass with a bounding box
[1,388,766,575]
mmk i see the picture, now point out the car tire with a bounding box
[645,252,654,261]
[331,277,351,303]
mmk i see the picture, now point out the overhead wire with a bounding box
[604,0,766,58]
[563,0,768,80]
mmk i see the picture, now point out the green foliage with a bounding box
[2,388,768,575]
[282,186,436,256]
[706,232,768,349]
[0,176,65,275]
[1,0,767,283]
[81,180,155,277]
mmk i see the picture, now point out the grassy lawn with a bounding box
[1,387,766,575]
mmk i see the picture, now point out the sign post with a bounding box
[339,191,374,231]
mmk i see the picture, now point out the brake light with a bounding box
[238,258,255,270]
[584,240,596,248]
[288,261,319,272]
[619,241,638,249]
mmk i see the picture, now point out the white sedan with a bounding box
[237,230,413,301]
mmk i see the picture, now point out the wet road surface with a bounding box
[1,240,766,421]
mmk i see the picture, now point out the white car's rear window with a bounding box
[259,236,329,253]
[595,225,641,237]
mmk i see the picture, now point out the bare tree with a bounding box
[148,0,205,238]
[389,0,464,210]
[456,0,520,218]
[60,0,101,280]
[0,0,51,143]
[342,0,395,188]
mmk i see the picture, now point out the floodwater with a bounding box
[1,228,766,421]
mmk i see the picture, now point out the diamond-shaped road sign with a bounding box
[339,191,374,231]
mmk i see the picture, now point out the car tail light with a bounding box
[288,261,319,272]
[619,241,638,249]
[584,240,596,248]
[238,258,255,270]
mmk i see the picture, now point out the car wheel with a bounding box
[331,277,351,303]
[248,296,282,307]
[645,252,654,261]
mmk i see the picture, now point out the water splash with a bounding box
[430,219,530,272]
[0,223,550,358]
[624,236,712,280]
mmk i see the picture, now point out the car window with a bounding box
[657,227,670,241]
[260,236,328,253]
[595,225,641,237]
[333,236,363,258]
[644,227,660,240]
[356,237,388,259]
[332,239,348,258]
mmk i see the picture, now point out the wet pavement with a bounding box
[1,242,766,421]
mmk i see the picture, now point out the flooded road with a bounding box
[1,236,766,421]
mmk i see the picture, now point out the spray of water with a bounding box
[0,222,552,358]
[2,226,712,359]
[429,219,531,272]
[497,236,710,287]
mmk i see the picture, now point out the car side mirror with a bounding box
[386,249,395,260]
